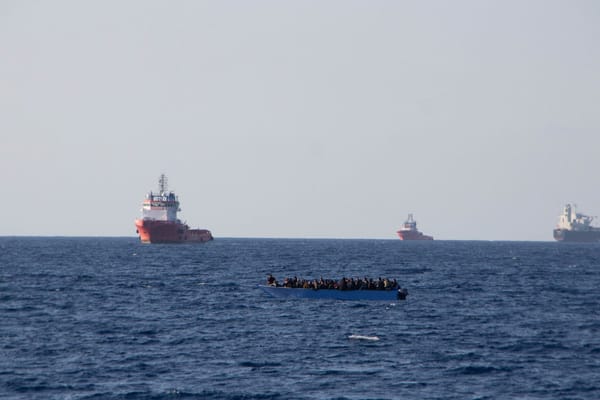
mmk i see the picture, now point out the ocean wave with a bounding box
[348,334,380,341]
[79,390,287,400]
[3,238,600,400]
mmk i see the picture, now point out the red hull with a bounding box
[135,219,213,244]
[397,231,433,241]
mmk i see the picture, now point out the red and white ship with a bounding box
[397,214,433,241]
[134,174,213,244]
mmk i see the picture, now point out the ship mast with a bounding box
[158,174,168,195]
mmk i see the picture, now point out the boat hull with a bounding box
[135,219,213,244]
[259,285,407,301]
[397,231,433,240]
[553,228,600,243]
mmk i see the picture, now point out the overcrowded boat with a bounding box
[259,275,408,301]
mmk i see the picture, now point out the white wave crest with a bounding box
[348,334,380,341]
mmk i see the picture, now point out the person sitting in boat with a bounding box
[356,278,366,290]
[267,274,277,286]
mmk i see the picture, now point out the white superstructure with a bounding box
[140,174,181,222]
[399,214,418,232]
[556,204,595,231]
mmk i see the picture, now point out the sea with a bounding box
[1,237,599,400]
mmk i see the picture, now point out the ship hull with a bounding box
[258,285,408,301]
[553,229,600,243]
[397,231,433,240]
[135,219,213,244]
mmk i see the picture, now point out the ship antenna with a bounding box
[158,174,168,194]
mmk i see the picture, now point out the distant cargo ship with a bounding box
[397,214,433,241]
[553,204,600,242]
[134,174,213,244]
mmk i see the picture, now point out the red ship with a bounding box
[397,214,433,240]
[134,174,213,244]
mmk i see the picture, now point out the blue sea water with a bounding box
[1,237,599,400]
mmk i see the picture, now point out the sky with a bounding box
[1,1,600,240]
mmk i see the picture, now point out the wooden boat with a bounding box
[258,285,408,301]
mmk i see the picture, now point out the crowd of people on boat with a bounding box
[266,275,399,291]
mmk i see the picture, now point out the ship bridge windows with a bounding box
[150,201,178,207]
[151,194,178,202]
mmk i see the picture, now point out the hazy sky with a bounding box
[2,1,599,240]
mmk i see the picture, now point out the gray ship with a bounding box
[553,204,600,242]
